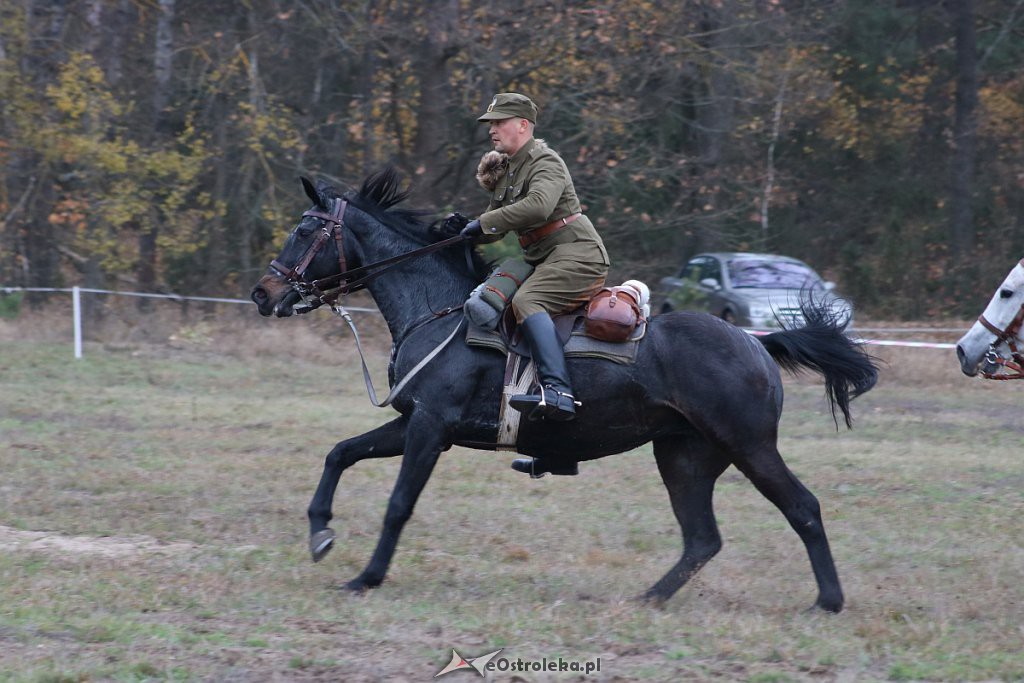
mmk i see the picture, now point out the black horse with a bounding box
[251,169,878,612]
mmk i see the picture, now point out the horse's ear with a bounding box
[300,177,322,207]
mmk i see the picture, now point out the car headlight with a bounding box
[832,298,854,321]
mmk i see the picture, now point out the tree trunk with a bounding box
[153,0,175,134]
[693,0,737,252]
[949,0,977,261]
[139,0,174,308]
[408,0,460,205]
[20,0,69,296]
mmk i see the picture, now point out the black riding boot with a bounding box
[508,311,578,421]
[510,457,579,478]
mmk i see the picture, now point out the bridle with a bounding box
[976,268,1024,380]
[269,197,468,310]
[266,196,473,406]
[270,198,350,309]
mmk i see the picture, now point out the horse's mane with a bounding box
[354,167,413,213]
[344,167,490,280]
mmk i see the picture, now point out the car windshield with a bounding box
[728,259,821,289]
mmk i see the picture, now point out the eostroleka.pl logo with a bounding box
[435,648,602,677]
[434,648,504,677]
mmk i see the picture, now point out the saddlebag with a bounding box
[584,286,645,342]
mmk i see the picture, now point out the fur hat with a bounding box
[476,151,508,192]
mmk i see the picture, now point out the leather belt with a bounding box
[518,213,581,248]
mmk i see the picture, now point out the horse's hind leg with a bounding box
[642,436,730,605]
[308,415,408,562]
[731,447,844,613]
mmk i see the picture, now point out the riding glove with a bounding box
[441,212,469,236]
[460,219,483,239]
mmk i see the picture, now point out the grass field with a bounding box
[1,307,1022,682]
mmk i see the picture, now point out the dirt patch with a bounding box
[0,525,195,559]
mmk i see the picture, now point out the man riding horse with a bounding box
[460,93,610,433]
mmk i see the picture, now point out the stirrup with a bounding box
[509,386,579,421]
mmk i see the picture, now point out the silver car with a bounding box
[655,252,852,329]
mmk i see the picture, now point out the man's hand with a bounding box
[439,212,469,236]
[460,219,483,239]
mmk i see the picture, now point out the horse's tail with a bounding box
[758,298,879,428]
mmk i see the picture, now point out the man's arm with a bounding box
[478,156,565,235]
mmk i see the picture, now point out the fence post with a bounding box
[73,286,82,359]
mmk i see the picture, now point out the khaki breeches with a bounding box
[510,257,608,322]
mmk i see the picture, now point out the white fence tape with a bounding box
[742,327,958,351]
[1,285,378,359]
[1,285,962,358]
[853,338,956,350]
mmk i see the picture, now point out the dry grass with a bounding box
[1,304,1022,681]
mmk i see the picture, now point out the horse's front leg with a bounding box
[343,413,449,592]
[308,415,408,562]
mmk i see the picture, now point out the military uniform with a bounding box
[479,137,609,321]
[470,92,607,428]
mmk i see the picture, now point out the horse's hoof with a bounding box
[813,597,843,614]
[309,529,336,563]
[340,580,367,594]
[634,590,668,608]
[338,576,379,594]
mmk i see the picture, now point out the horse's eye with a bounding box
[1000,288,1014,299]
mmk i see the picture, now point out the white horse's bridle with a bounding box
[974,258,1024,380]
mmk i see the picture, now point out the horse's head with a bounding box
[251,177,350,317]
[956,259,1024,378]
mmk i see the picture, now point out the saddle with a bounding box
[465,283,649,365]
[462,282,648,451]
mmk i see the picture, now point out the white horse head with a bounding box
[956,258,1024,378]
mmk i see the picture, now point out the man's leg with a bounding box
[508,310,578,421]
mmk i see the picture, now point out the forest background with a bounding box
[1,0,1022,319]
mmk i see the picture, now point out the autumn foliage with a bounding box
[1,1,1022,317]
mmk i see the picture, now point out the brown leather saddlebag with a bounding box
[584,286,644,342]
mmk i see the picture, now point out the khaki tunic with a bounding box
[479,138,609,320]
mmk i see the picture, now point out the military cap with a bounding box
[477,93,538,123]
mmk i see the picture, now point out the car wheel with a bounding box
[721,310,736,324]
[659,302,674,314]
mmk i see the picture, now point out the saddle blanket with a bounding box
[465,316,646,365]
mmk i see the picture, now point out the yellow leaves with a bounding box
[979,80,1024,150]
[19,50,217,274]
[46,53,121,123]
[236,100,302,157]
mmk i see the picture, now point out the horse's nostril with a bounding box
[252,287,267,304]
[955,345,965,362]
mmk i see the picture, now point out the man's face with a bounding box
[488,117,528,155]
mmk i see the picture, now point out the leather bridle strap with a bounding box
[268,197,472,310]
[978,301,1024,380]
[978,305,1024,342]
[270,199,349,283]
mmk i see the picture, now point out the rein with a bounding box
[330,302,465,407]
[272,196,470,308]
[270,197,474,404]
[977,302,1024,380]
